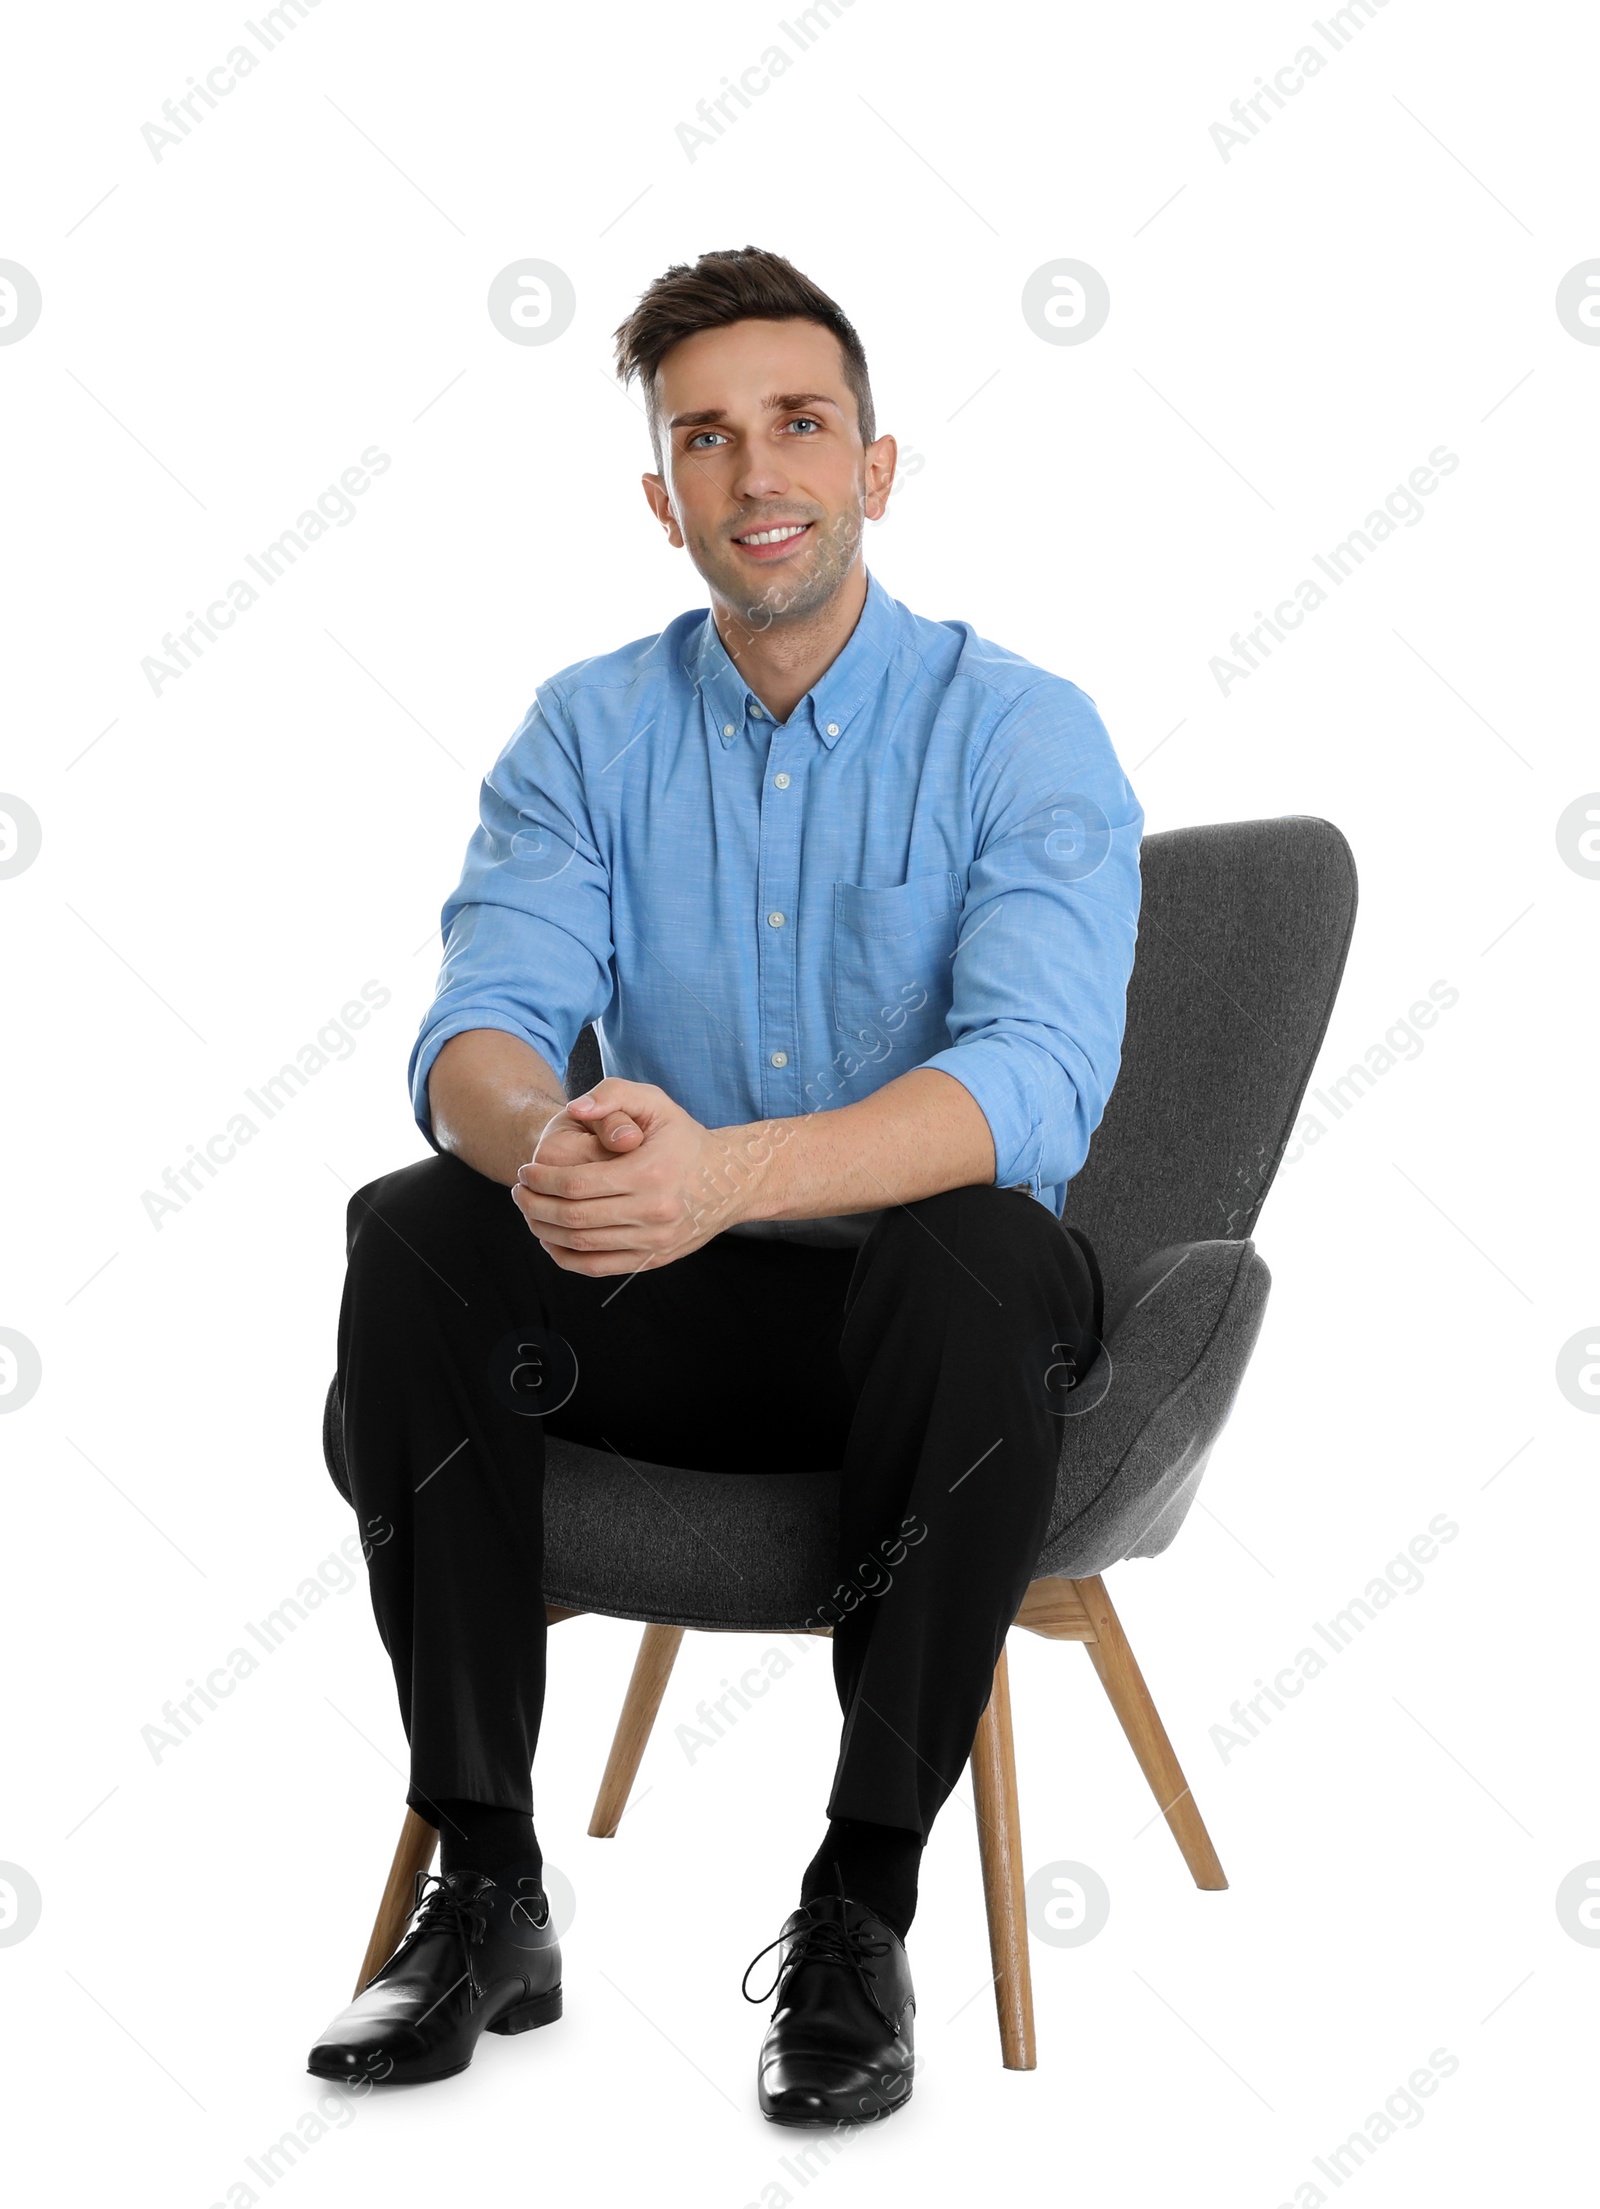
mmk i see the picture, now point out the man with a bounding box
[308,245,1143,2123]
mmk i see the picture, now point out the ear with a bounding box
[862,432,898,523]
[642,471,685,548]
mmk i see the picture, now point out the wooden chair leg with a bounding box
[588,1624,685,1838]
[354,1807,438,1996]
[1073,1575,1227,1891]
[968,1644,1037,2070]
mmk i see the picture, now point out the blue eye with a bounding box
[686,429,728,450]
[786,417,821,433]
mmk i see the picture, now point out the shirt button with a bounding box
[825,722,839,737]
[767,910,785,928]
[774,772,791,789]
[722,722,735,737]
[750,704,763,718]
[770,1051,788,1067]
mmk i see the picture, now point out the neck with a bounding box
[709,564,869,724]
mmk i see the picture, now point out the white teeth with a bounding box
[737,524,808,545]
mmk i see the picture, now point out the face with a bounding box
[641,317,896,628]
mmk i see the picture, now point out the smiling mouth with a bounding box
[731,520,814,552]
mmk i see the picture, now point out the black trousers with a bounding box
[335,1154,1103,1841]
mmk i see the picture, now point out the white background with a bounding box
[2,0,1594,2201]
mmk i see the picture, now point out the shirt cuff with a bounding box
[919,1039,1046,1195]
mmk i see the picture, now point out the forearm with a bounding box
[427,1029,571,1186]
[717,1066,997,1229]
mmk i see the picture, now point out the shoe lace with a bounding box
[739,1862,898,2033]
[391,1870,494,2006]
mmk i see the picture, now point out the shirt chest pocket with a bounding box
[830,870,963,1048]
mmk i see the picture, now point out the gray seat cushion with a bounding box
[541,1444,839,1632]
[322,1234,1269,1630]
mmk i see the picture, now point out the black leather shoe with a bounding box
[743,1885,915,2125]
[308,1866,561,2086]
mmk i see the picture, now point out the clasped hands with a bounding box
[513,1077,778,1276]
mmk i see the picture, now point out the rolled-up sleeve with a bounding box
[408,691,614,1145]
[919,677,1143,1200]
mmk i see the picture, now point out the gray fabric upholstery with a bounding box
[540,1444,840,1632]
[1042,1237,1271,1578]
[1062,815,1356,1314]
[325,816,1357,1626]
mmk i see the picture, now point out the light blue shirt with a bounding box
[411,570,1144,1246]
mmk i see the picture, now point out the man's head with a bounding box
[613,246,896,628]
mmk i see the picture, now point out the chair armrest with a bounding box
[1038,1237,1271,1579]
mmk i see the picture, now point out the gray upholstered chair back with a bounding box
[1066,816,1355,1304]
[566,815,1357,1309]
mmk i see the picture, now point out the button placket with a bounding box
[755,734,802,1117]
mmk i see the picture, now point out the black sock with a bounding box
[427,1796,542,1885]
[800,1818,923,1941]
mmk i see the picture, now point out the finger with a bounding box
[529,1113,636,1160]
[542,1242,667,1278]
[596,1113,644,1148]
[529,1110,592,1161]
[567,1077,647,1109]
[529,1120,638,1169]
[567,1079,663,1126]
[532,1216,711,1273]
[513,1179,703,1254]
[534,1228,658,1263]
[512,1181,668,1236]
[538,1100,642,1139]
[516,1155,647,1200]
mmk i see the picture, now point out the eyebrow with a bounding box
[667,391,842,431]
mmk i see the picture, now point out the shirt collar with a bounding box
[686,569,898,749]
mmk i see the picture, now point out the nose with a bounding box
[729,447,793,507]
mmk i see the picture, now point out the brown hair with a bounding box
[612,246,875,468]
